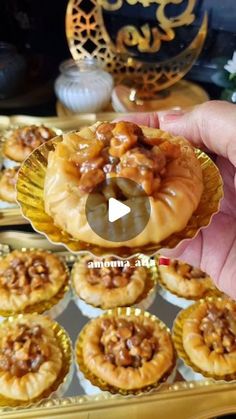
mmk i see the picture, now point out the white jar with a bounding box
[55,58,113,113]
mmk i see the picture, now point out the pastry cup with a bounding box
[173,296,236,382]
[0,249,71,320]
[1,126,62,168]
[72,256,156,318]
[0,314,73,408]
[75,307,176,395]
[16,135,223,257]
[156,258,221,309]
[77,363,177,396]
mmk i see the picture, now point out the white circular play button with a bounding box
[85,177,151,243]
[108,198,131,223]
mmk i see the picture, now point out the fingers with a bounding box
[114,112,160,128]
[159,101,236,166]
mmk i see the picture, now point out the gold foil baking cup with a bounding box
[0,313,73,408]
[0,248,70,318]
[71,254,156,310]
[16,136,223,257]
[75,307,176,395]
[154,255,222,301]
[172,296,236,382]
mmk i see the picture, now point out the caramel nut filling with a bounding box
[12,125,56,149]
[0,324,50,377]
[200,304,236,354]
[1,256,51,294]
[172,260,207,280]
[67,121,181,195]
[100,318,158,367]
[86,258,136,289]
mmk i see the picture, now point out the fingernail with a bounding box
[159,109,185,123]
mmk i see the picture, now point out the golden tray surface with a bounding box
[16,136,223,257]
[0,232,236,418]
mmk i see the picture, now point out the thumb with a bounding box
[159,101,236,167]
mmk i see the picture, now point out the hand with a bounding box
[120,101,236,299]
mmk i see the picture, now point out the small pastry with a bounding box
[0,250,69,315]
[44,121,203,248]
[76,311,175,392]
[72,256,154,316]
[0,314,63,401]
[3,125,57,165]
[158,259,216,300]
[181,298,236,377]
[0,167,19,204]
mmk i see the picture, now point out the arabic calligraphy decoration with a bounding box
[66,0,207,93]
[100,0,196,54]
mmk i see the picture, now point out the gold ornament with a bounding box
[66,0,207,93]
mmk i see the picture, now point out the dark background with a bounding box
[0,0,235,115]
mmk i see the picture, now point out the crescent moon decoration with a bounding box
[66,0,208,94]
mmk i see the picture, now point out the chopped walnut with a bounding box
[1,256,50,294]
[172,260,206,280]
[100,318,157,367]
[200,304,236,354]
[109,122,143,158]
[0,324,50,377]
[78,169,105,193]
[96,122,116,144]
[66,121,181,197]
[86,258,136,289]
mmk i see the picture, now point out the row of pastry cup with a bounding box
[0,296,234,406]
[0,251,157,322]
[0,249,221,320]
[0,307,176,407]
[0,251,230,397]
[77,296,236,396]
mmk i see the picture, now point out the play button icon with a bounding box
[85,177,151,243]
[108,198,131,223]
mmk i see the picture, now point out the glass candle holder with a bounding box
[55,58,114,113]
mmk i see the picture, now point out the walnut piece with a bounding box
[200,304,236,354]
[0,324,50,377]
[86,258,136,289]
[100,318,157,367]
[66,122,181,196]
[1,256,50,294]
[172,260,206,280]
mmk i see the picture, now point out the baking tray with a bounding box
[0,113,125,227]
[0,231,236,419]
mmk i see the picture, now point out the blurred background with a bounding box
[0,0,235,115]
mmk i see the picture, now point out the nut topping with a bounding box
[66,121,181,197]
[200,304,236,354]
[0,324,50,377]
[100,318,157,367]
[86,258,136,289]
[1,256,50,294]
[172,260,206,280]
[13,125,56,149]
